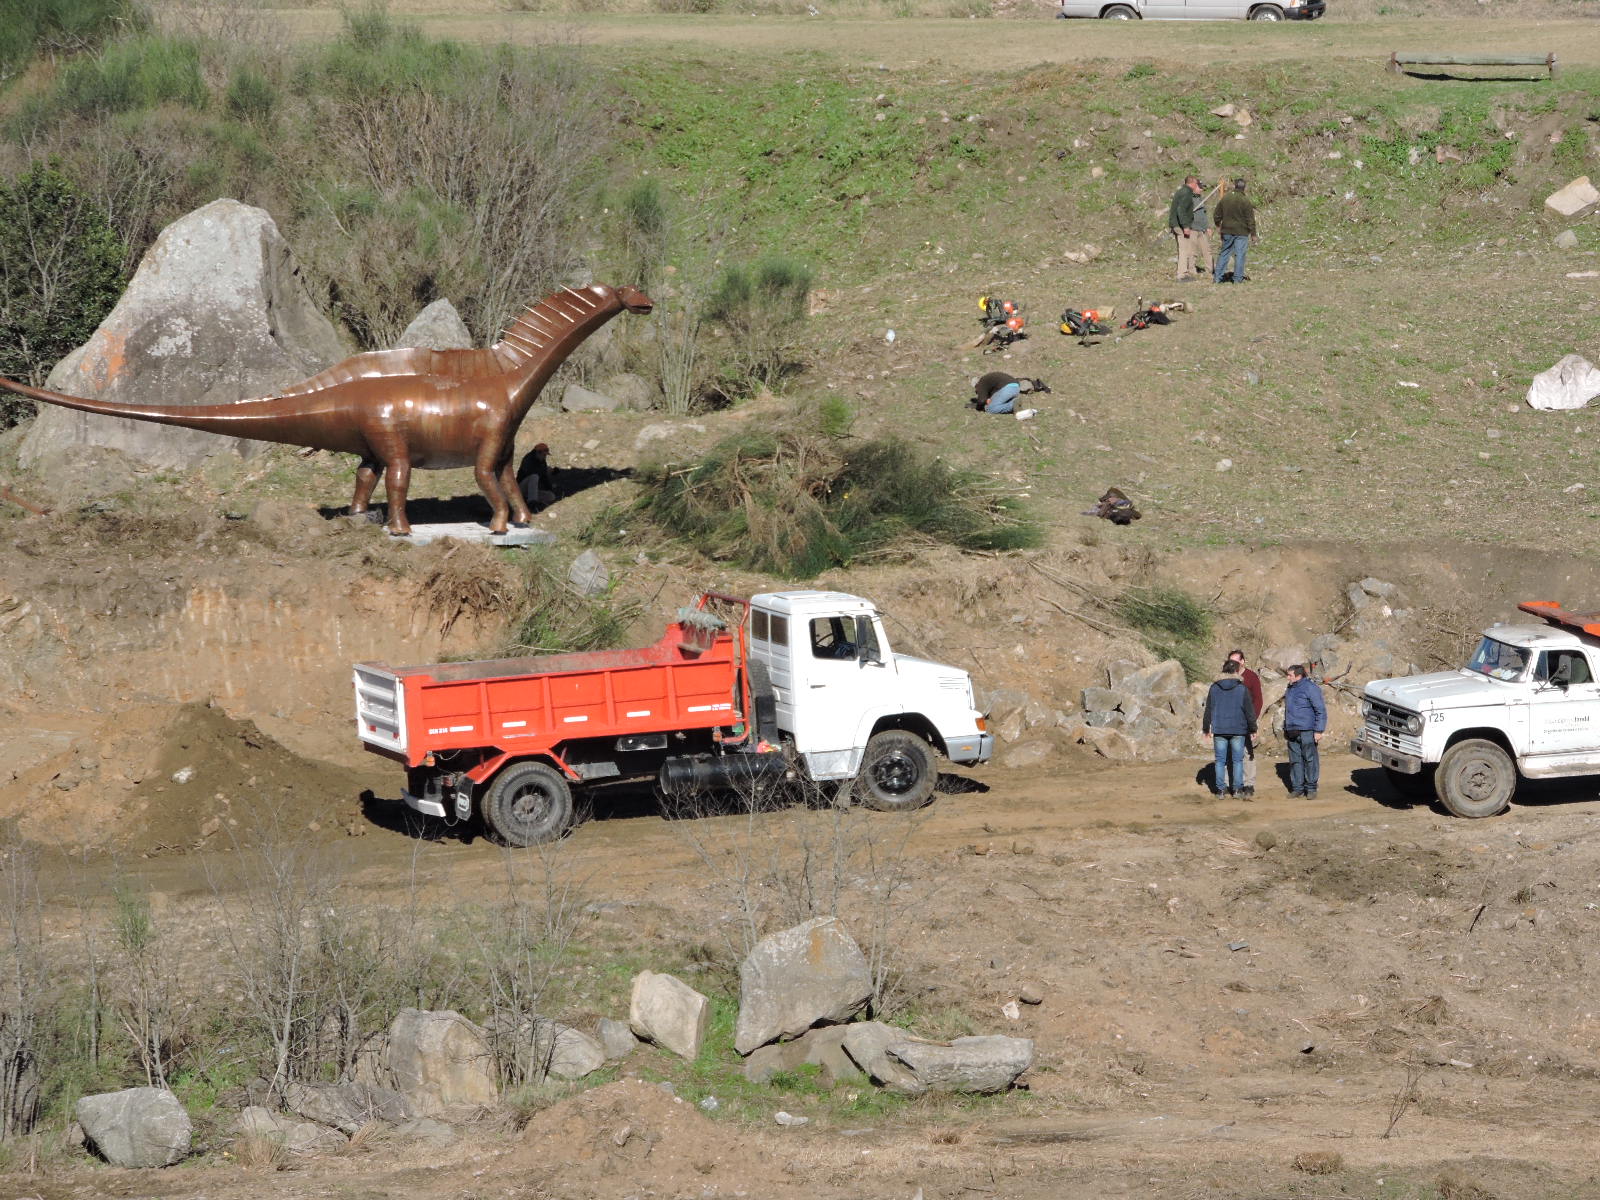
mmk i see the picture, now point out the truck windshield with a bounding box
[1467,637,1530,681]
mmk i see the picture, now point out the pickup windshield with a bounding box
[1467,637,1530,681]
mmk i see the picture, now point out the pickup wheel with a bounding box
[1434,739,1514,819]
[483,761,575,846]
[1102,3,1137,15]
[854,730,937,812]
[1383,765,1436,799]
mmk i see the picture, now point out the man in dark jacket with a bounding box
[1227,649,1263,795]
[1202,659,1257,798]
[1167,175,1203,283]
[1283,663,1327,798]
[1212,178,1257,284]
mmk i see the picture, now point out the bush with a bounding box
[1114,585,1214,682]
[637,416,1040,578]
[0,0,140,85]
[13,34,207,134]
[705,256,812,396]
[224,65,277,125]
[503,554,643,655]
[0,161,126,423]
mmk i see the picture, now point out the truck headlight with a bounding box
[1361,699,1373,718]
[1403,714,1424,736]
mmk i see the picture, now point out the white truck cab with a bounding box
[748,591,992,807]
[1352,600,1600,817]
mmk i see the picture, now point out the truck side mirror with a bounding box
[855,616,882,666]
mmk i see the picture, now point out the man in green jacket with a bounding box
[1212,178,1258,284]
[1167,175,1203,282]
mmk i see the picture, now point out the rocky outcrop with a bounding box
[76,1086,192,1167]
[734,916,873,1055]
[396,299,473,350]
[886,1034,1035,1094]
[236,1105,345,1155]
[629,971,711,1061]
[283,1080,411,1134]
[382,1009,498,1114]
[20,199,344,472]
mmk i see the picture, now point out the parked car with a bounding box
[1058,0,1325,20]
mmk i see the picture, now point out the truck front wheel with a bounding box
[483,761,576,846]
[1434,739,1514,819]
[854,731,937,812]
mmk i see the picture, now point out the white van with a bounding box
[1058,0,1324,19]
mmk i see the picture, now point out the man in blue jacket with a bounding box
[1283,663,1328,798]
[1202,659,1257,797]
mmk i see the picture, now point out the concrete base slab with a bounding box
[397,523,557,548]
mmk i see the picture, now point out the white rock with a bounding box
[1545,176,1600,218]
[1527,355,1600,411]
[629,971,711,1060]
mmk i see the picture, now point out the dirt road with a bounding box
[271,10,1600,72]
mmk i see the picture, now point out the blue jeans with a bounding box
[1287,730,1320,794]
[1213,734,1246,794]
[984,382,1020,413]
[1215,234,1249,282]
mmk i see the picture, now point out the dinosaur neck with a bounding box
[493,287,627,419]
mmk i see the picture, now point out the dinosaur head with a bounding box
[616,285,654,315]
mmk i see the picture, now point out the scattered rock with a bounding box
[283,1080,411,1134]
[20,199,344,471]
[396,299,473,350]
[236,1106,345,1155]
[597,1017,640,1061]
[841,1022,924,1095]
[1554,229,1580,250]
[1255,830,1279,851]
[629,970,711,1060]
[390,1116,458,1149]
[383,1009,499,1114]
[1545,175,1600,218]
[1527,355,1600,411]
[560,383,621,413]
[1017,982,1045,1005]
[567,549,610,597]
[735,916,872,1054]
[489,1016,607,1082]
[634,421,706,451]
[596,372,659,412]
[888,1035,1034,1094]
[1215,458,1233,472]
[76,1087,192,1167]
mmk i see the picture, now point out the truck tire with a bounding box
[1434,739,1514,819]
[1383,765,1436,800]
[853,730,937,812]
[482,761,576,846]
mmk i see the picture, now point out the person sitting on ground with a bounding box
[516,442,556,513]
[970,372,1049,415]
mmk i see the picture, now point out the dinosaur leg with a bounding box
[475,454,512,535]
[383,460,413,536]
[351,459,380,515]
[499,455,533,527]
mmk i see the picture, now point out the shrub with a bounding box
[1114,585,1214,682]
[637,416,1039,578]
[224,65,277,125]
[13,34,207,134]
[0,0,141,85]
[503,553,643,655]
[0,161,126,423]
[704,256,812,395]
[617,177,668,292]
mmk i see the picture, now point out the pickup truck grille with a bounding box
[1364,700,1421,755]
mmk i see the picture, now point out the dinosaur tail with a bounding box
[0,373,354,451]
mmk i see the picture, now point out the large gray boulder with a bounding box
[19,198,344,471]
[283,1080,411,1134]
[888,1035,1035,1094]
[76,1086,192,1167]
[597,1017,639,1060]
[384,1009,498,1114]
[396,299,473,350]
[629,970,710,1060]
[735,916,873,1054]
[491,1016,607,1081]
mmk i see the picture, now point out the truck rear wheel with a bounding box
[483,761,575,846]
[1434,739,1514,819]
[854,731,937,812]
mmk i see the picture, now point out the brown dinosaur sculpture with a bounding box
[0,283,653,535]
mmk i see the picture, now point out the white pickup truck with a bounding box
[1351,600,1600,818]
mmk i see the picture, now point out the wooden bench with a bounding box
[1389,51,1557,79]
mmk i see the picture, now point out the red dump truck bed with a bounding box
[354,601,750,770]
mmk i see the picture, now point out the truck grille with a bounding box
[1364,699,1421,755]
